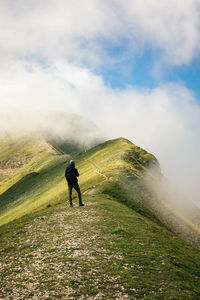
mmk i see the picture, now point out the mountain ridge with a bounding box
[0,135,200,247]
[0,135,200,298]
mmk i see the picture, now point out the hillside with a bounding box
[0,137,158,227]
[0,136,200,298]
[1,194,200,299]
[0,134,63,192]
[0,136,200,244]
[0,136,142,226]
[0,134,69,225]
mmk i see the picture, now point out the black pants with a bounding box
[68,183,82,205]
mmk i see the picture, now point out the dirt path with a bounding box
[1,194,200,299]
[85,159,108,182]
[0,199,131,300]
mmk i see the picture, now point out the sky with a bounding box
[0,0,200,204]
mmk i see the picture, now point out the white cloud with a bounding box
[118,0,200,65]
[0,0,200,66]
[0,0,119,65]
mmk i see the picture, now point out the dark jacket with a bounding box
[65,165,79,185]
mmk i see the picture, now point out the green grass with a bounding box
[0,136,200,298]
[0,135,60,194]
[0,136,200,247]
[0,134,71,225]
[0,137,137,226]
[0,194,200,299]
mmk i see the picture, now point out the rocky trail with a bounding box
[1,193,200,299]
[0,197,133,300]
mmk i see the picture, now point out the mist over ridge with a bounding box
[1,101,200,214]
[0,0,200,209]
[0,111,106,153]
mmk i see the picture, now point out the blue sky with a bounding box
[98,42,200,100]
[166,59,200,100]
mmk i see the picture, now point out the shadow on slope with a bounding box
[0,172,39,212]
[0,154,69,226]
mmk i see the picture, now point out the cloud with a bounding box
[118,0,200,65]
[0,0,119,66]
[0,59,200,207]
[1,0,200,67]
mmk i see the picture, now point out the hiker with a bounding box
[65,160,84,207]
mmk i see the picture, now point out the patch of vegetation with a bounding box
[101,180,164,228]
[102,181,129,203]
[123,146,159,169]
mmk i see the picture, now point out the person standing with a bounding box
[65,160,84,207]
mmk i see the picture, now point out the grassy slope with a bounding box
[0,195,200,299]
[1,137,200,242]
[76,138,200,246]
[0,135,59,193]
[0,137,133,226]
[0,137,200,298]
[0,135,69,225]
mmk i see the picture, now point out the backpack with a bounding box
[65,166,74,182]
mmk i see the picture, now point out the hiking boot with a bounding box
[79,203,84,207]
[70,203,73,208]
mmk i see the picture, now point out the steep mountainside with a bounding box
[0,136,200,247]
[0,134,68,225]
[0,136,200,298]
[0,136,158,226]
[0,135,59,193]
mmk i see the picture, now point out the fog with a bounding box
[143,168,200,245]
[0,0,200,211]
